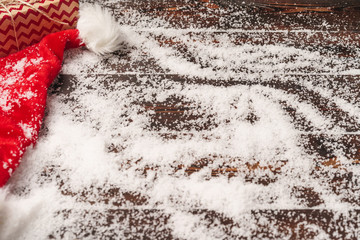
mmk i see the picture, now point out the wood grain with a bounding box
[47,0,360,238]
[94,0,360,31]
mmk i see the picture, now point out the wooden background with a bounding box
[52,0,360,239]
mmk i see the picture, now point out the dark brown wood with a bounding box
[93,0,360,31]
[47,208,360,239]
[44,0,360,238]
[57,74,360,132]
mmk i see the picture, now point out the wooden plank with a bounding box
[251,209,360,239]
[56,74,360,132]
[62,30,360,77]
[88,0,360,31]
[45,1,360,238]
[53,73,360,167]
[42,142,359,206]
[49,72,360,209]
[152,31,360,57]
[239,0,360,7]
[49,209,173,239]
[48,208,360,239]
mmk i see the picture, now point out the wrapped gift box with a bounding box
[0,0,78,57]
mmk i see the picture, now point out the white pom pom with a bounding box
[77,4,123,55]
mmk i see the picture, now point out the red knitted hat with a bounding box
[0,5,122,186]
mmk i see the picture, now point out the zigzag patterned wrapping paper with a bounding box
[0,0,78,57]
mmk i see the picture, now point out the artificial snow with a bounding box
[0,1,359,239]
